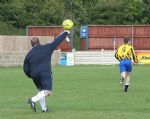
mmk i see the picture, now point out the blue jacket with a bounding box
[23,31,69,78]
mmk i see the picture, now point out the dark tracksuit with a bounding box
[23,31,69,91]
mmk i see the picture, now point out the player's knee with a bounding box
[44,90,52,96]
[47,91,52,96]
[121,72,126,78]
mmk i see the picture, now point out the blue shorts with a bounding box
[32,72,52,91]
[120,59,132,73]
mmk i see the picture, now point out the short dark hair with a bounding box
[31,37,40,47]
[124,37,130,44]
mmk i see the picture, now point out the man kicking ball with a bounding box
[23,20,73,112]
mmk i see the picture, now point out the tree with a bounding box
[88,0,147,24]
[0,0,150,35]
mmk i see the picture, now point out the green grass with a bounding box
[0,65,150,119]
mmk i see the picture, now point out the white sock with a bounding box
[39,96,47,111]
[125,75,130,85]
[31,91,46,102]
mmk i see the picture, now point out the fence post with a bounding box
[131,26,134,46]
[113,36,116,67]
[72,49,76,65]
[101,49,104,64]
[58,49,61,65]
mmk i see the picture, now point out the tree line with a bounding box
[0,0,150,35]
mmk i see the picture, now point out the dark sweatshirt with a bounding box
[23,31,69,78]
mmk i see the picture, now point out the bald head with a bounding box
[31,37,40,47]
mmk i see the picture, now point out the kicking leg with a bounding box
[28,76,52,112]
[38,90,52,112]
[29,90,52,112]
[29,73,53,112]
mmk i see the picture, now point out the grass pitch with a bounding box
[0,65,150,119]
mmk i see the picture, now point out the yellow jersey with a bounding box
[115,44,138,63]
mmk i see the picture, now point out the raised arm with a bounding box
[46,19,73,51]
[51,30,70,51]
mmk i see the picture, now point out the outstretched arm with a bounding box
[51,30,70,51]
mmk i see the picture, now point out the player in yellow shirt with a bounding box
[115,37,138,92]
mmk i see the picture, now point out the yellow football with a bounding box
[62,19,74,30]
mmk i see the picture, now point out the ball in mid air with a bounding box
[62,19,74,30]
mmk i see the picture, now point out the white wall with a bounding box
[74,50,119,65]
